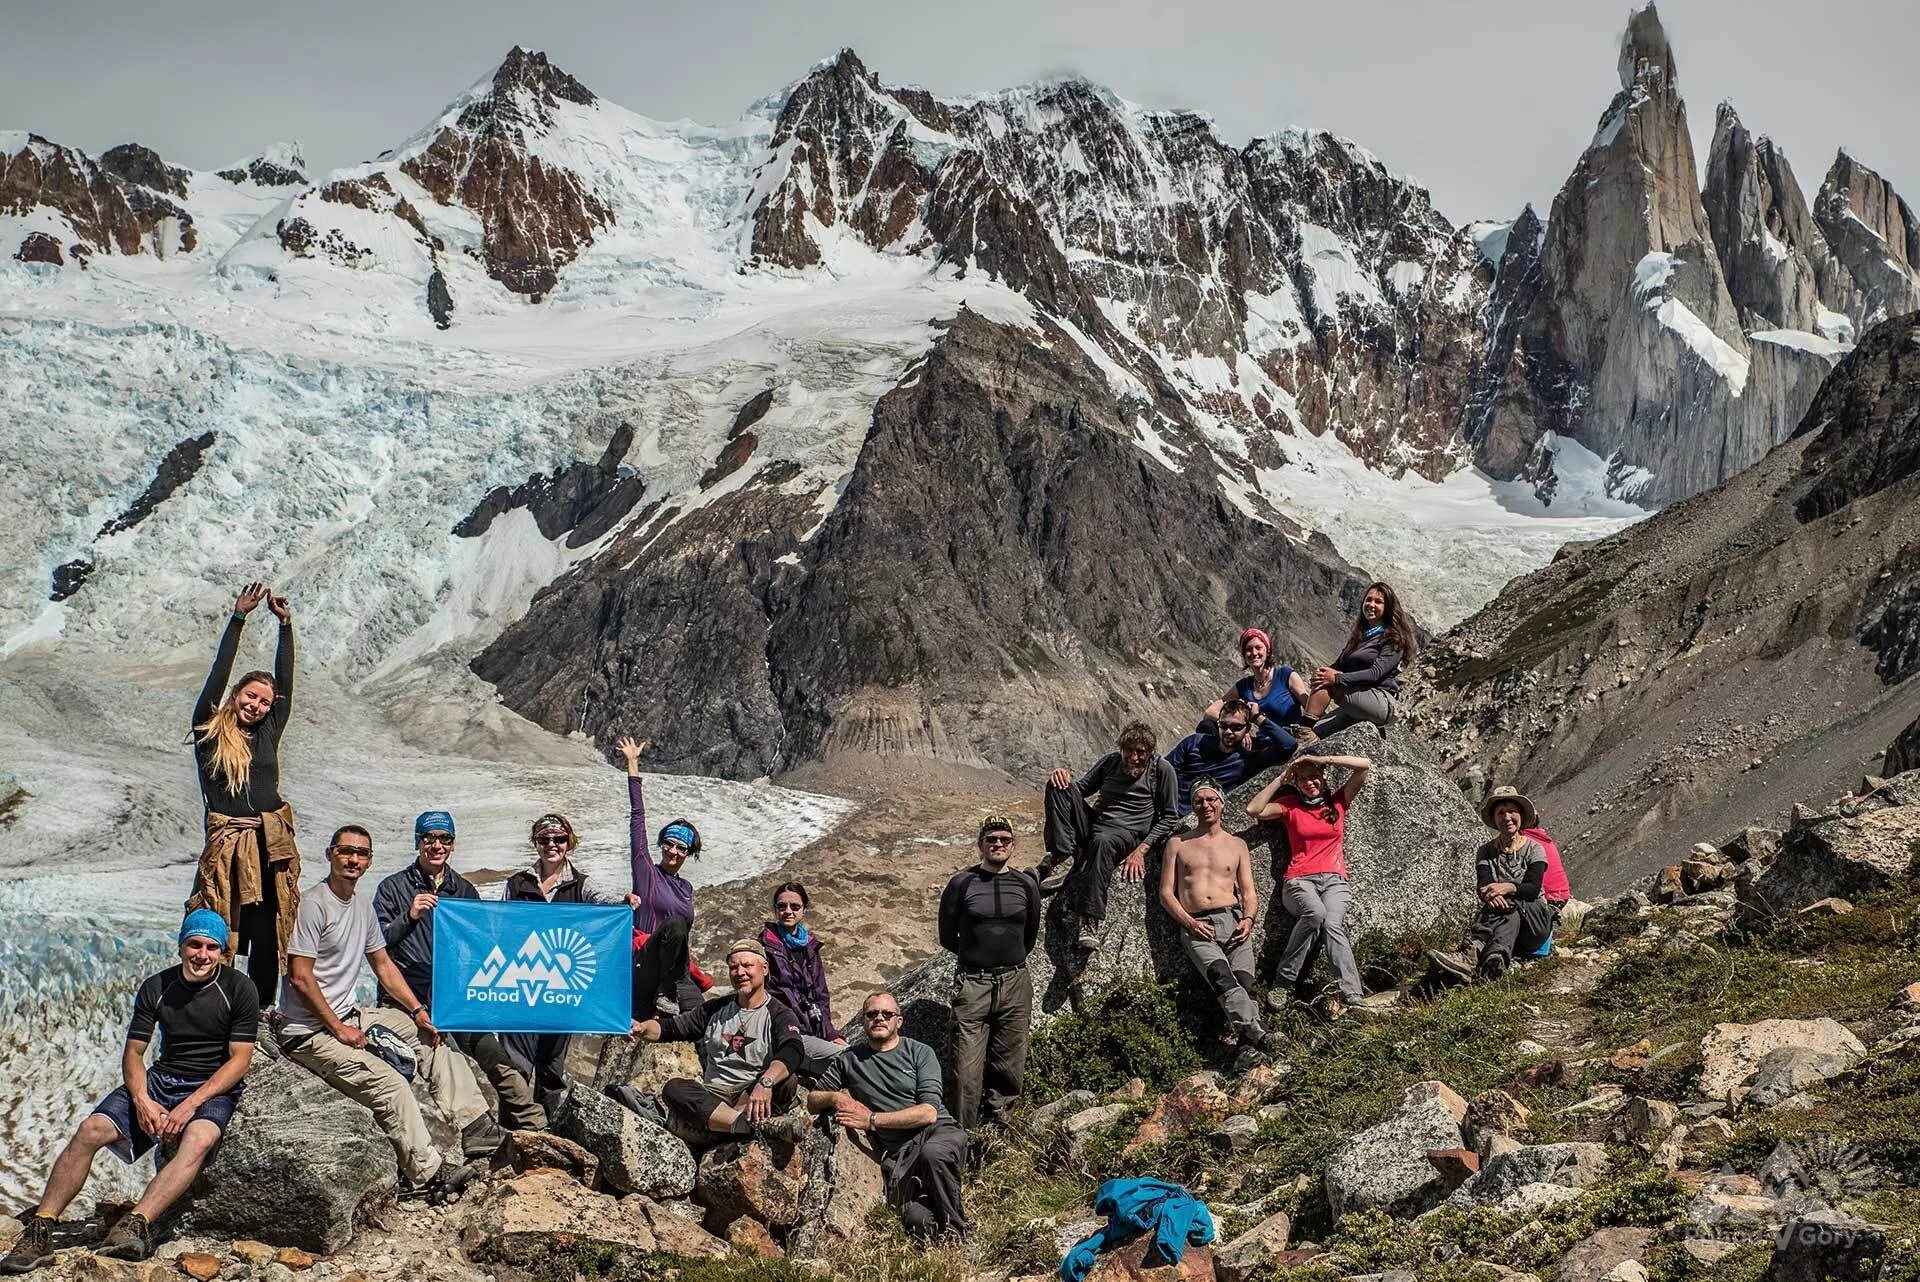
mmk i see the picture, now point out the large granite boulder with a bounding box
[553,1086,697,1198]
[898,722,1478,1044]
[459,1170,655,1265]
[1698,1019,1866,1105]
[1737,788,1920,921]
[169,1050,404,1252]
[1323,1081,1467,1219]
[1445,1142,1610,1209]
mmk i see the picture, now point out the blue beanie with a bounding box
[415,810,455,840]
[180,908,230,949]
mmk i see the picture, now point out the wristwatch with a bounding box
[757,1076,775,1089]
[409,1004,427,1019]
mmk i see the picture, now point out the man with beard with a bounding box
[2,911,258,1270]
[939,815,1041,1129]
[372,810,528,1134]
[628,939,809,1147]
[1159,778,1283,1071]
[1039,721,1180,949]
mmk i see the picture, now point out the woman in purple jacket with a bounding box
[757,882,847,1074]
[1299,581,1418,743]
[620,737,715,1017]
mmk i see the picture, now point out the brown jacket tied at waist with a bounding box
[187,804,302,961]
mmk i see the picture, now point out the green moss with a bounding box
[1025,979,1204,1097]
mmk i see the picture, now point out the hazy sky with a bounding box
[3,0,1913,227]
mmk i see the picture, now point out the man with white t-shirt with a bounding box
[278,825,490,1203]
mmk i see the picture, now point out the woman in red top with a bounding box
[1247,753,1372,1014]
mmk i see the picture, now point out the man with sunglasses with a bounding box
[938,815,1040,1130]
[279,826,488,1205]
[1166,698,1289,815]
[373,811,535,1133]
[808,992,969,1242]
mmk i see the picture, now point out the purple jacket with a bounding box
[630,776,695,933]
[758,922,836,1041]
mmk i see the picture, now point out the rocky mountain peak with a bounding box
[1617,4,1678,94]
[3,131,192,262]
[1702,102,1825,334]
[475,46,597,129]
[98,142,190,197]
[1812,150,1920,327]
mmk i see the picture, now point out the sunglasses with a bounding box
[418,834,453,846]
[1218,723,1250,734]
[534,833,570,847]
[329,844,372,857]
[861,1009,900,1021]
[981,834,1014,846]
[659,838,690,853]
[775,901,805,911]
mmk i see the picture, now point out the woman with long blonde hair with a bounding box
[185,581,299,1007]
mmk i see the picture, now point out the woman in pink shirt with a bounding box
[1247,753,1372,1016]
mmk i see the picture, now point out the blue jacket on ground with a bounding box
[1059,1178,1215,1282]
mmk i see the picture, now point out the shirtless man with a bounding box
[1158,777,1282,1071]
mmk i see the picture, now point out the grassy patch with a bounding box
[1025,980,1204,1098]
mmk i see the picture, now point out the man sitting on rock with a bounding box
[2,910,258,1271]
[807,991,970,1242]
[279,825,492,1205]
[629,938,809,1148]
[1039,720,1180,949]
[1158,778,1283,1071]
[1166,700,1291,815]
[373,809,533,1133]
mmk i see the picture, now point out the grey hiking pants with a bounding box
[949,965,1032,1129]
[1177,906,1261,1040]
[1470,898,1558,964]
[455,1031,546,1131]
[1277,873,1364,1002]
[1311,686,1395,738]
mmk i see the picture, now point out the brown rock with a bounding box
[1681,859,1730,894]
[1403,1080,1469,1124]
[1463,1089,1530,1149]
[1111,1078,1149,1102]
[1617,1096,1681,1144]
[1898,981,1920,1010]
[1123,1073,1232,1157]
[1425,1148,1481,1190]
[273,1248,315,1271]
[727,1217,784,1260]
[1083,1233,1217,1282]
[1516,1058,1572,1089]
[1213,1210,1292,1282]
[230,1242,275,1267]
[1607,1039,1653,1072]
[458,1170,655,1265]
[176,1254,222,1282]
[1798,897,1854,915]
[695,1138,806,1228]
[1558,1227,1654,1282]
[496,1130,599,1185]
[638,1200,730,1260]
[1653,866,1685,903]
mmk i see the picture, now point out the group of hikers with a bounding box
[2,577,1575,1272]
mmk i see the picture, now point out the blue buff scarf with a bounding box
[775,922,811,949]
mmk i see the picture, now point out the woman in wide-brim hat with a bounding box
[1459,785,1558,980]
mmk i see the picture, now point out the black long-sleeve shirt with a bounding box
[372,861,479,1010]
[1476,837,1547,902]
[1331,629,1403,697]
[192,612,294,815]
[1071,752,1181,846]
[939,865,1041,971]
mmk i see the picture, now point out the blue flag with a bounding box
[431,899,633,1034]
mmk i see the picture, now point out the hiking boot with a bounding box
[1478,952,1510,982]
[1317,988,1349,1022]
[1,1215,56,1274]
[1228,1041,1268,1075]
[96,1213,154,1262]
[1076,921,1101,950]
[404,1160,476,1207]
[755,1111,812,1147]
[1290,724,1320,753]
[605,1084,670,1128]
[1035,856,1070,895]
[461,1114,508,1160]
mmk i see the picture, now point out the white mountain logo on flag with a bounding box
[467,928,598,1006]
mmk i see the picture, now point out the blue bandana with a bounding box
[179,908,230,949]
[661,822,697,851]
[1363,624,1385,639]
[415,810,455,840]
[775,922,811,949]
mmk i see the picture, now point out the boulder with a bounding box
[170,1054,401,1253]
[1446,1142,1609,1208]
[1558,1228,1654,1282]
[1323,1084,1467,1219]
[790,1123,887,1257]
[1063,1104,1135,1161]
[1496,1184,1587,1216]
[897,723,1477,1036]
[1617,1097,1680,1143]
[1031,1090,1097,1129]
[1213,1210,1292,1282]
[1747,1047,1857,1108]
[1081,1233,1218,1282]
[727,1217,784,1260]
[1764,1212,1886,1281]
[1720,828,1782,863]
[637,1199,730,1259]
[1698,1019,1865,1104]
[495,1130,598,1184]
[695,1137,806,1229]
[554,1087,696,1198]
[1124,1073,1231,1156]
[1208,1115,1258,1154]
[1425,1148,1480,1190]
[1737,807,1920,921]
[458,1170,655,1265]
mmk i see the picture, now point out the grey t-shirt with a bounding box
[817,1036,950,1150]
[279,879,385,1035]
[1477,836,1548,889]
[663,994,803,1094]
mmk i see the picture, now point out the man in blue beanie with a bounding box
[2,911,258,1271]
[373,810,531,1132]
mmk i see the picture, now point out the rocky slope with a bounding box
[1412,311,1920,890]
